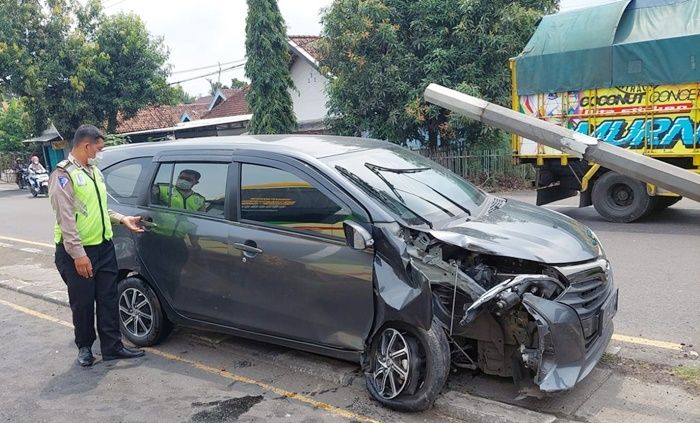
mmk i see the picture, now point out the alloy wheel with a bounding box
[372,328,411,399]
[119,288,153,337]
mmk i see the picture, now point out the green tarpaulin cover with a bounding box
[515,0,700,95]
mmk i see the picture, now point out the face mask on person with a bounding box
[87,151,104,166]
[175,178,194,190]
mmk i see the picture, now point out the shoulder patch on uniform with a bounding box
[57,175,70,189]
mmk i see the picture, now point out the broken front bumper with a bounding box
[525,259,618,392]
[523,285,617,392]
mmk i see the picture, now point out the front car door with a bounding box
[227,156,374,351]
[137,157,235,321]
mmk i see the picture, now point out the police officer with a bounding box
[49,124,145,367]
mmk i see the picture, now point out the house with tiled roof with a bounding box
[287,35,328,133]
[116,35,329,142]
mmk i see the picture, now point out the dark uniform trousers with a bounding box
[55,240,123,355]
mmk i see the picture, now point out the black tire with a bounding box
[654,196,682,211]
[592,172,655,223]
[117,277,172,346]
[365,319,450,412]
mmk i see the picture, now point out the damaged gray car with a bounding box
[103,135,618,412]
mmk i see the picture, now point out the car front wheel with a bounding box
[118,277,172,346]
[365,319,450,411]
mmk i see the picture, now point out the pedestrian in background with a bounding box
[49,124,146,367]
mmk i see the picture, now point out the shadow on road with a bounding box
[554,206,700,236]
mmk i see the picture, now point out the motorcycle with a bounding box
[16,167,28,190]
[29,170,49,197]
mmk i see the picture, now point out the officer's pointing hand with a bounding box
[121,216,145,233]
[74,256,93,279]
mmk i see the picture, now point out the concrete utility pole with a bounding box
[424,83,700,203]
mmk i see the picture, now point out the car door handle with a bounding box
[233,242,263,255]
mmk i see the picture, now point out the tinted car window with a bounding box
[151,162,228,218]
[240,164,350,239]
[102,157,152,205]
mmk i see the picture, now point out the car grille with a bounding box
[554,259,613,349]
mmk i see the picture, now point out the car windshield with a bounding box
[326,146,486,227]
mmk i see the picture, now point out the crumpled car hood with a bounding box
[428,198,602,264]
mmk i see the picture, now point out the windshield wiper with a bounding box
[365,163,430,174]
[366,162,472,218]
[335,165,432,228]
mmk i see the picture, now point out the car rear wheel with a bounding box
[365,319,450,412]
[118,277,172,346]
[592,172,655,222]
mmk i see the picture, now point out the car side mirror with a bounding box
[343,221,374,250]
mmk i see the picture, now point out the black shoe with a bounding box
[102,346,145,361]
[77,347,94,367]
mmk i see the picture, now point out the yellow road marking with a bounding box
[0,297,380,423]
[0,298,73,328]
[0,235,54,249]
[612,334,683,351]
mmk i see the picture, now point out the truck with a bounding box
[510,0,700,222]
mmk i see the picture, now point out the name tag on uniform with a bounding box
[76,173,87,186]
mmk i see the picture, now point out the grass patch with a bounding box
[673,366,700,388]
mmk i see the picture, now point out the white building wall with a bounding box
[289,58,328,123]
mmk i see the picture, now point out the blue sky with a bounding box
[103,0,618,97]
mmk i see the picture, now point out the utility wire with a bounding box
[103,0,129,9]
[170,59,246,75]
[168,63,246,86]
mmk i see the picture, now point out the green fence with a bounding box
[418,147,535,189]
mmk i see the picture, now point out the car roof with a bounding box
[104,134,392,161]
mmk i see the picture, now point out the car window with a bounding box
[240,163,350,239]
[102,157,152,205]
[151,162,228,218]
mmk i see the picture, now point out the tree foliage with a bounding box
[0,0,177,138]
[320,0,558,147]
[230,78,249,90]
[245,0,296,134]
[0,98,31,152]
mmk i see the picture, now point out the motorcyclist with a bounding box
[27,156,47,190]
[15,158,27,188]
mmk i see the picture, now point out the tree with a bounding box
[171,85,197,104]
[207,79,230,95]
[230,78,249,89]
[0,0,178,137]
[0,98,31,152]
[320,0,558,147]
[245,0,297,134]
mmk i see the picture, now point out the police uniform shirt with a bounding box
[48,153,125,259]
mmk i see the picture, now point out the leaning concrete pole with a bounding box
[424,83,700,203]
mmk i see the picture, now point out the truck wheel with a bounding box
[118,277,173,346]
[365,318,450,412]
[654,196,682,211]
[592,172,654,223]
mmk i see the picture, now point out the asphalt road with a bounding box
[0,289,448,423]
[1,182,696,347]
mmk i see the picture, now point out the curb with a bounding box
[434,391,558,423]
[0,280,69,308]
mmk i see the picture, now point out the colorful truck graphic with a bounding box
[511,0,700,222]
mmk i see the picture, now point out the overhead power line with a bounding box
[168,62,246,86]
[170,59,246,76]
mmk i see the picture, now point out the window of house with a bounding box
[240,163,350,239]
[102,157,152,205]
[151,162,228,218]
